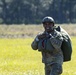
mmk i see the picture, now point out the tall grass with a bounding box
[0,37,76,75]
[0,24,76,38]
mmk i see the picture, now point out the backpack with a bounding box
[56,26,72,62]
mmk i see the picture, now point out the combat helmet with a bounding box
[42,16,55,24]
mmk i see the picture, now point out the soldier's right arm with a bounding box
[31,32,45,50]
[31,36,39,50]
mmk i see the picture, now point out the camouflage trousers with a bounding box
[45,63,62,75]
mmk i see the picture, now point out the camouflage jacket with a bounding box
[31,29,63,65]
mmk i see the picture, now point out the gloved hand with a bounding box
[35,36,39,42]
[49,34,53,38]
[45,33,53,39]
[38,33,46,39]
[35,33,53,42]
[35,33,46,42]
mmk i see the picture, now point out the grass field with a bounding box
[0,38,44,75]
[0,24,76,75]
[0,37,76,75]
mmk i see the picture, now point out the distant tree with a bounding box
[0,0,76,24]
[0,0,9,24]
[9,0,36,24]
[8,0,24,24]
[25,0,44,24]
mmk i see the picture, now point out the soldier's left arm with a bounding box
[49,32,63,51]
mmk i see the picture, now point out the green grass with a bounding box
[0,37,76,75]
[0,38,44,75]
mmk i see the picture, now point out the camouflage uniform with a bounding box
[31,29,63,75]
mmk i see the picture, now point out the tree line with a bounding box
[0,0,76,24]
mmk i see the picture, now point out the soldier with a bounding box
[31,16,64,75]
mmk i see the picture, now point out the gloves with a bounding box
[49,34,54,39]
[35,33,46,42]
[45,33,53,39]
[35,36,39,42]
[35,33,53,42]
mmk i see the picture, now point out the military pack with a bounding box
[56,26,72,62]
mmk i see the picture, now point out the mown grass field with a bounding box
[0,24,76,75]
[0,38,44,75]
[0,37,76,75]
